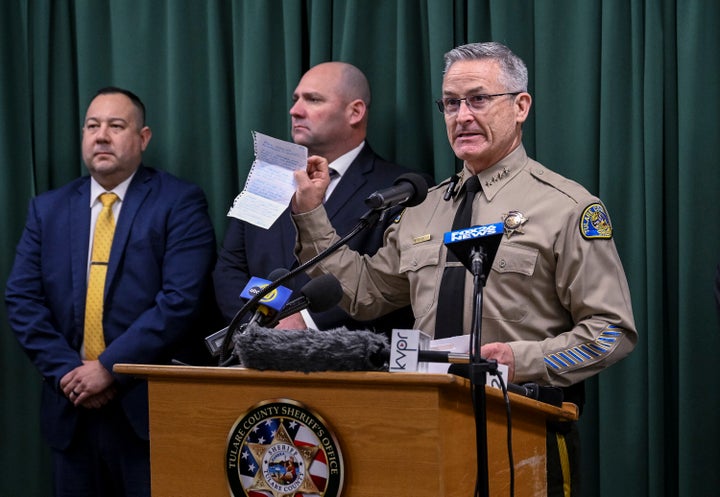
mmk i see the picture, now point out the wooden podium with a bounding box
[115,364,577,497]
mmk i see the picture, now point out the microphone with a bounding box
[244,271,293,327]
[234,326,390,372]
[266,267,294,288]
[364,173,428,210]
[204,268,291,357]
[443,222,504,277]
[443,174,460,201]
[264,273,344,328]
[235,326,459,372]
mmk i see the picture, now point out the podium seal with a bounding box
[226,399,344,497]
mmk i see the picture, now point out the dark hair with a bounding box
[93,86,147,127]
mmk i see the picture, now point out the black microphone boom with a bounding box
[364,173,428,210]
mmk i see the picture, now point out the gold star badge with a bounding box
[502,210,528,238]
[245,422,321,497]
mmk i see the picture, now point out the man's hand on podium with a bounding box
[481,342,515,382]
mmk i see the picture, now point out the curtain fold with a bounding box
[2,1,719,496]
[676,2,720,494]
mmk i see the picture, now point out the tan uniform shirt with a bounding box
[293,145,637,386]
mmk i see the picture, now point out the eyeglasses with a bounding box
[435,92,521,115]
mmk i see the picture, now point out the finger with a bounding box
[293,168,311,189]
[306,155,329,176]
[59,370,78,392]
[69,389,83,406]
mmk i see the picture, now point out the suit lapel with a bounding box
[324,144,373,220]
[277,209,300,269]
[106,167,152,286]
[70,179,92,339]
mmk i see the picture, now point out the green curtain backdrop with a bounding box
[2,1,719,496]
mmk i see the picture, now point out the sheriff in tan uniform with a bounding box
[290,41,637,497]
[292,143,637,386]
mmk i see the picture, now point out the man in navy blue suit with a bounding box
[5,87,216,496]
[213,62,426,332]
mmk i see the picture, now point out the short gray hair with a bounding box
[443,42,528,92]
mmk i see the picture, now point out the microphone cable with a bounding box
[470,365,515,497]
[496,371,515,497]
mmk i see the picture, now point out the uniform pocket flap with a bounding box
[493,243,538,276]
[399,242,441,273]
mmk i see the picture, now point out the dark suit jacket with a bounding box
[5,165,217,449]
[213,143,427,333]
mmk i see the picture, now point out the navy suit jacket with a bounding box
[5,165,217,449]
[214,143,425,332]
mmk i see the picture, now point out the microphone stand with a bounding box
[468,245,498,497]
[218,207,388,365]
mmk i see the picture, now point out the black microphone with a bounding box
[267,267,294,287]
[264,273,344,328]
[443,174,461,201]
[364,173,428,210]
[443,222,504,277]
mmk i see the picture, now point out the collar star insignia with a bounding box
[502,210,528,238]
[484,167,510,187]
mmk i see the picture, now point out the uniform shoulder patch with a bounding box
[580,203,613,239]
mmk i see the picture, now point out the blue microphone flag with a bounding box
[443,222,503,245]
[443,222,503,277]
[240,276,293,312]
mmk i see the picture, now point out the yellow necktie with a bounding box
[84,192,118,360]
